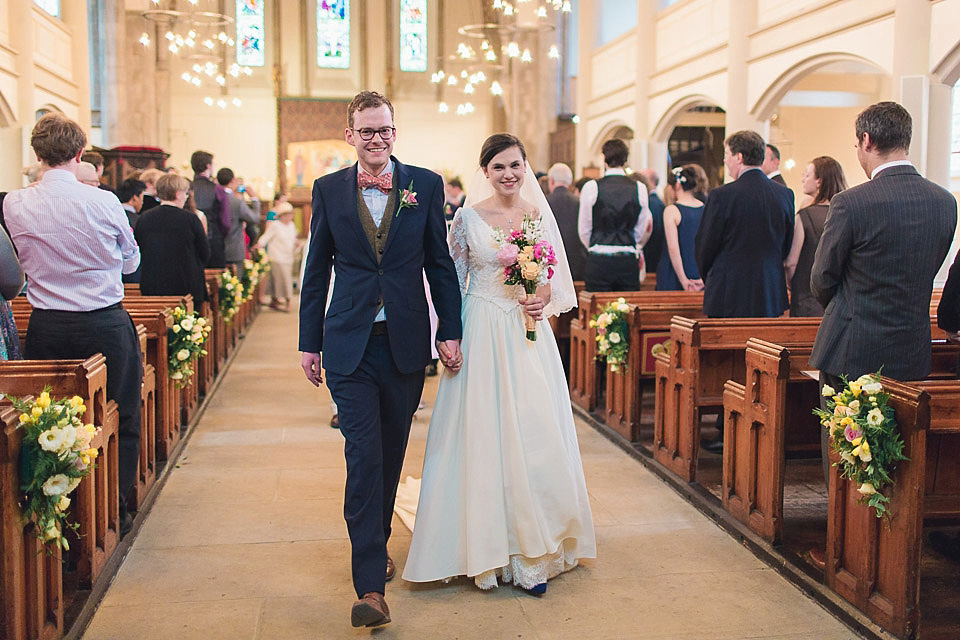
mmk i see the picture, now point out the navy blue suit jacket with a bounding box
[694,168,794,317]
[298,158,462,375]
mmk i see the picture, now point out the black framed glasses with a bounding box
[352,126,396,141]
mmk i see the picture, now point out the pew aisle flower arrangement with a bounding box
[218,271,243,323]
[240,258,262,302]
[494,212,559,341]
[590,298,631,372]
[167,304,212,388]
[814,373,907,518]
[4,389,99,549]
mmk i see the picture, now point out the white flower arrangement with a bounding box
[167,304,212,388]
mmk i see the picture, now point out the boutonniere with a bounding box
[397,180,417,216]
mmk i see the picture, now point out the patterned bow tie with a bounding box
[358,171,392,194]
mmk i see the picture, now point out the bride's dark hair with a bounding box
[479,133,527,168]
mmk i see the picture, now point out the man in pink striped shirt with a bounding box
[3,113,142,536]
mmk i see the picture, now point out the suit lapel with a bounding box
[381,157,409,259]
[342,163,377,263]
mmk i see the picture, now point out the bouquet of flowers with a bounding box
[813,373,907,518]
[167,304,212,388]
[590,298,631,372]
[495,213,558,341]
[4,389,100,549]
[218,270,243,323]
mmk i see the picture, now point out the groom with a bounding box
[299,91,463,628]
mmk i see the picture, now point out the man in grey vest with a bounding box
[577,139,652,291]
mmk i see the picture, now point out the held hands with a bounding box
[684,279,705,292]
[436,339,463,373]
[301,352,323,386]
[519,295,545,321]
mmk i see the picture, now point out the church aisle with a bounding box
[82,298,857,639]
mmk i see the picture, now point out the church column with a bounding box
[633,0,666,184]
[893,0,951,188]
[723,0,766,155]
[9,0,37,172]
[575,0,595,175]
[62,1,92,133]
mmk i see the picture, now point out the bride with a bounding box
[401,133,596,594]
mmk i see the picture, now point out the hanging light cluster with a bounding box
[433,0,568,115]
[140,0,249,108]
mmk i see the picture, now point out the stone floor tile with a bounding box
[83,599,262,640]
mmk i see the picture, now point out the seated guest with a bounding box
[0,224,24,360]
[656,165,705,292]
[134,174,210,306]
[783,156,846,317]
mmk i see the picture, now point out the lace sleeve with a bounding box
[448,209,469,295]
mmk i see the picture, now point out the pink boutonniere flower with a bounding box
[397,180,417,216]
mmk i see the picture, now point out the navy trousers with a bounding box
[25,305,143,512]
[325,332,425,598]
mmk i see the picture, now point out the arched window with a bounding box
[34,0,60,18]
[236,0,265,67]
[400,0,427,72]
[318,0,350,69]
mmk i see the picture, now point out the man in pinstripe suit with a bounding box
[807,103,956,561]
[810,101,956,386]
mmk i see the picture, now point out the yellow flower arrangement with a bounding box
[167,304,212,387]
[218,270,243,322]
[590,297,631,372]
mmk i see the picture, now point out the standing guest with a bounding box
[783,156,847,317]
[573,176,590,197]
[77,161,101,187]
[135,174,210,306]
[254,202,299,312]
[546,162,585,282]
[694,131,794,454]
[578,139,653,291]
[656,165,705,292]
[216,168,261,271]
[137,168,163,212]
[117,178,147,231]
[190,150,230,268]
[639,168,666,276]
[810,100,956,479]
[763,143,787,186]
[443,177,465,221]
[3,113,142,534]
[298,91,462,628]
[0,224,24,360]
[81,150,115,194]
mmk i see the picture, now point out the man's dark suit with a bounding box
[810,164,957,381]
[937,252,960,334]
[643,192,666,278]
[769,173,787,187]
[299,157,461,599]
[694,168,794,317]
[546,185,586,281]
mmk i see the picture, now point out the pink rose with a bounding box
[496,244,520,267]
[844,425,862,442]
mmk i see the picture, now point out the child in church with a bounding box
[254,202,301,312]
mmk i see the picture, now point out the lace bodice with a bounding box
[449,207,526,313]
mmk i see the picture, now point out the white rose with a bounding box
[57,425,77,452]
[55,495,71,513]
[617,297,626,304]
[180,317,194,331]
[857,482,877,495]
[42,474,71,496]
[609,332,621,344]
[821,385,836,397]
[862,382,883,395]
[38,428,67,453]
[171,371,184,380]
[867,408,884,426]
[172,325,181,333]
[197,318,207,327]
[177,349,191,361]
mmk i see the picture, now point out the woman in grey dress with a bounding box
[784,156,847,316]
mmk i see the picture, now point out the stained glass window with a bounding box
[317,0,350,69]
[34,0,60,17]
[400,0,427,73]
[236,0,265,67]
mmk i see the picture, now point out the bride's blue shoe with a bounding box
[521,582,547,596]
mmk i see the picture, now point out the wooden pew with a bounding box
[568,290,703,412]
[0,356,120,588]
[0,399,64,640]
[130,325,157,511]
[722,338,959,543]
[825,377,960,639]
[601,299,706,441]
[204,269,228,372]
[652,316,823,482]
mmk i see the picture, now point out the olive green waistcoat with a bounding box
[357,186,397,265]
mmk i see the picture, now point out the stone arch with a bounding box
[751,52,888,121]
[0,89,15,128]
[588,121,634,157]
[650,94,724,144]
[932,40,960,86]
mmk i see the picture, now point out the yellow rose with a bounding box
[70,395,84,409]
[31,406,44,419]
[521,262,541,280]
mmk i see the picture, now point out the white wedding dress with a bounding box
[401,206,596,590]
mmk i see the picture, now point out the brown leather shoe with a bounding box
[808,547,826,571]
[385,556,396,582]
[351,592,390,628]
